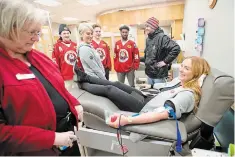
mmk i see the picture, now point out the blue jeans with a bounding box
[147,77,166,85]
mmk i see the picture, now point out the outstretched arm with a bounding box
[107,91,195,128]
[108,111,169,128]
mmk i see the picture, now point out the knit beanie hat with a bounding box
[59,24,71,35]
[146,17,159,30]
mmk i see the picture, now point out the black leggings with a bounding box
[80,76,147,112]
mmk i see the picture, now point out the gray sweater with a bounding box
[141,78,195,119]
[78,43,106,79]
[130,78,195,143]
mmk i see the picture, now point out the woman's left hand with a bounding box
[75,105,83,121]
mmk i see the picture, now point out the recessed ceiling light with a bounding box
[63,17,79,21]
[77,0,100,6]
[38,8,50,13]
[34,0,62,7]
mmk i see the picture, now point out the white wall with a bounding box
[68,25,79,44]
[129,26,138,44]
[161,26,171,36]
[51,22,60,37]
[183,0,234,76]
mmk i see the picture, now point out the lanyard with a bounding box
[164,104,182,153]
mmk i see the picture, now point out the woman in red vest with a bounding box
[0,0,83,155]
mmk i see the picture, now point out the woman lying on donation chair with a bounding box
[74,56,210,128]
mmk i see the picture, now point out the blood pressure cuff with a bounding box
[164,104,182,152]
[130,104,182,152]
[152,104,182,152]
[164,100,176,113]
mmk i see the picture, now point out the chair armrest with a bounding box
[124,120,187,142]
[78,91,187,143]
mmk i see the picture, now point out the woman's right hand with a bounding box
[53,131,77,147]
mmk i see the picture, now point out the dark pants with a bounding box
[60,142,80,156]
[105,68,110,80]
[117,70,135,87]
[81,76,146,112]
[57,114,81,156]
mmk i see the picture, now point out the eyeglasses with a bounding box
[22,29,42,37]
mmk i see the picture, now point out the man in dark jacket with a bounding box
[143,17,180,85]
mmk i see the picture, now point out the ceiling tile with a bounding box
[32,0,183,24]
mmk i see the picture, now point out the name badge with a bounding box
[16,73,35,80]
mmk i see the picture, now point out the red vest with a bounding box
[0,48,79,155]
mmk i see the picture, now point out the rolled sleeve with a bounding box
[165,91,195,119]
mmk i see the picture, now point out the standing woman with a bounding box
[77,23,106,80]
[0,0,83,155]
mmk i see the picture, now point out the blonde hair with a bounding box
[0,0,47,40]
[78,23,93,40]
[183,56,211,111]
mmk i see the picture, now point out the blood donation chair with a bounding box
[70,68,234,156]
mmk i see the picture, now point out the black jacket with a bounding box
[144,28,180,78]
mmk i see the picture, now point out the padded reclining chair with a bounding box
[70,68,234,156]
